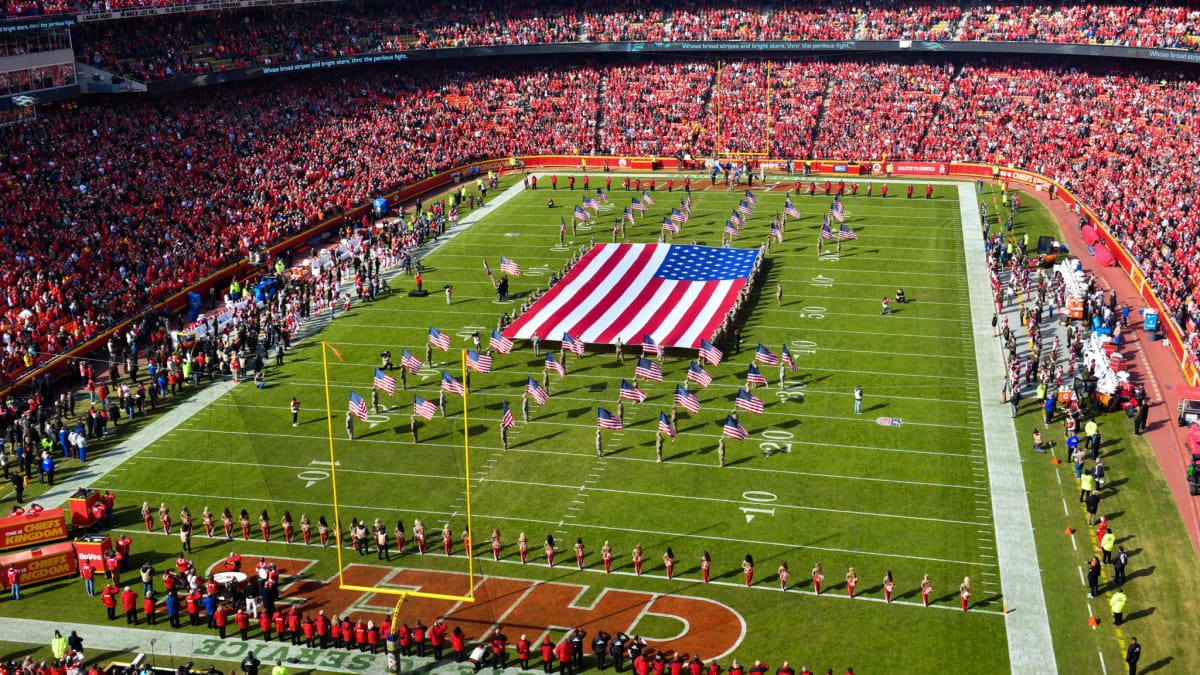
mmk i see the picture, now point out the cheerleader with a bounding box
[574,538,586,569]
[180,506,192,534]
[518,532,529,564]
[883,570,895,603]
[632,544,643,576]
[158,503,172,535]
[281,512,293,544]
[845,566,858,599]
[202,506,214,537]
[318,515,330,547]
[959,577,971,612]
[663,548,676,580]
[221,507,234,540]
[700,551,711,583]
[414,519,426,554]
[544,535,556,567]
[141,502,153,532]
[442,523,453,556]
[259,509,271,542]
[491,529,502,561]
[778,561,789,591]
[300,514,312,545]
[394,520,405,553]
[462,528,472,555]
[921,574,932,607]
[602,541,613,573]
[811,562,823,594]
[239,509,251,540]
[742,555,754,587]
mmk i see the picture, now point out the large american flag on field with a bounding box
[526,377,548,405]
[429,327,452,351]
[500,257,521,276]
[441,371,465,395]
[466,349,492,373]
[635,357,663,382]
[501,244,759,349]
[374,368,397,395]
[413,395,437,420]
[348,392,370,421]
[837,223,858,240]
[674,385,700,413]
[686,360,712,388]
[619,379,646,403]
[784,196,800,219]
[597,407,623,430]
[723,415,748,440]
[698,339,722,366]
[490,330,513,354]
[735,388,765,414]
[401,348,423,374]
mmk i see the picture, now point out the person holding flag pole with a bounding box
[501,400,515,451]
[483,259,496,289]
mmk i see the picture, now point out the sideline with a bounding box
[959,182,1057,672]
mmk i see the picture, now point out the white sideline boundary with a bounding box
[958,182,1058,673]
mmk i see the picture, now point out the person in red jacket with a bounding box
[258,610,272,642]
[555,639,574,675]
[517,634,532,670]
[881,184,888,198]
[926,184,933,199]
[236,607,250,640]
[355,619,368,652]
[489,627,508,669]
[214,603,228,639]
[143,591,158,625]
[286,608,302,646]
[315,610,330,649]
[301,616,315,648]
[397,621,411,655]
[726,659,742,675]
[451,626,467,662]
[115,534,132,570]
[330,614,343,649]
[120,586,138,624]
[430,618,448,660]
[186,590,201,626]
[707,661,722,675]
[668,654,683,675]
[688,656,703,675]
[101,583,118,621]
[273,611,286,643]
[80,561,96,596]
[907,184,914,199]
[540,636,555,673]
[366,620,380,654]
[413,620,427,657]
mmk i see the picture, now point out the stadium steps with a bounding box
[914,64,962,152]
[808,73,834,152]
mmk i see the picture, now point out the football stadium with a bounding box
[3,3,1200,675]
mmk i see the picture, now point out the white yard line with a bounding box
[958,182,1057,673]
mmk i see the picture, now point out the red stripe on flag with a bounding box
[690,280,745,346]
[553,244,659,341]
[659,279,723,346]
[591,278,669,344]
[504,243,631,339]
[631,282,694,346]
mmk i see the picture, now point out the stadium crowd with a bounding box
[5,55,1200,387]
[53,2,1200,83]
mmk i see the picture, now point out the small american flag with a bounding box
[597,407,623,430]
[784,196,801,219]
[755,344,779,366]
[837,223,858,240]
[723,415,748,440]
[770,221,783,243]
[562,332,585,356]
[623,207,635,224]
[630,198,647,212]
[466,349,492,373]
[679,198,690,215]
[483,259,493,277]
[746,364,769,388]
[642,191,656,206]
[662,217,679,234]
[658,412,675,441]
[830,199,844,223]
[674,385,701,413]
[441,372,465,395]
[582,196,599,212]
[574,205,591,222]
[413,395,437,420]
[820,220,836,241]
[596,188,608,203]
[545,353,565,378]
[500,257,521,276]
[737,201,753,217]
[670,208,687,224]
[401,348,423,374]
[686,361,712,388]
[428,327,452,351]
[526,377,548,405]
[348,392,370,421]
[374,368,397,395]
[744,190,757,206]
[781,346,797,372]
[501,400,516,429]
[490,330,513,354]
[699,339,723,366]
[635,357,663,382]
[619,379,646,403]
[642,334,663,358]
[735,388,765,414]
[729,211,743,227]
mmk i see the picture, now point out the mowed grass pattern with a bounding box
[79,176,1011,672]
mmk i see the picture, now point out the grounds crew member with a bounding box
[1110,587,1128,625]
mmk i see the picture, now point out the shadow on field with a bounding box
[1124,565,1155,582]
[1138,657,1172,673]
[1125,606,1156,622]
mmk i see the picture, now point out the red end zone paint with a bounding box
[269,564,744,660]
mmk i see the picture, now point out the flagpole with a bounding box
[322,342,346,589]
[461,348,475,601]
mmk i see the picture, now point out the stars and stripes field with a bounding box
[26,175,1027,673]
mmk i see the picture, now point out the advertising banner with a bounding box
[0,542,77,587]
[0,509,68,551]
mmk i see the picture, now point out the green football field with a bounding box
[68,174,1014,672]
[23,173,1200,675]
